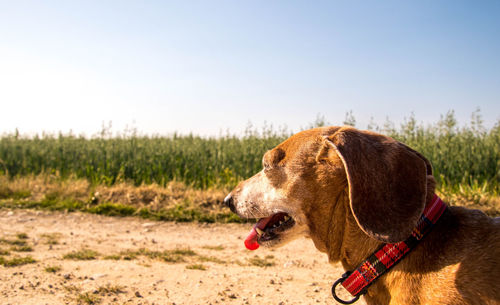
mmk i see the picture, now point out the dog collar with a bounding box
[332,194,447,304]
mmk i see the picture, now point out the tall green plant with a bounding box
[0,111,498,194]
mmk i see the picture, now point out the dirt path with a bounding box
[0,209,365,305]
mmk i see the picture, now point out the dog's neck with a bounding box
[323,186,442,304]
[312,189,381,268]
[327,179,438,270]
[337,196,381,271]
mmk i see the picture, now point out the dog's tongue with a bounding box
[244,228,260,250]
[244,215,274,250]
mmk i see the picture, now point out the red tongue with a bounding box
[244,215,274,251]
[244,228,260,250]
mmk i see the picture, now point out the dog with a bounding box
[224,126,500,305]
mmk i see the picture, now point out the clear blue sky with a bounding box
[1,1,499,136]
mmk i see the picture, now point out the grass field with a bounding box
[0,111,499,218]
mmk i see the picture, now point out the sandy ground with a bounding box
[0,209,366,305]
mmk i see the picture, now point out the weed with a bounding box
[197,255,226,264]
[96,284,126,295]
[118,249,138,260]
[63,249,100,260]
[0,186,10,199]
[186,264,207,270]
[138,248,197,262]
[0,178,251,223]
[202,245,225,251]
[162,254,184,263]
[16,233,29,239]
[1,256,36,267]
[170,248,197,256]
[137,206,246,223]
[76,292,101,305]
[45,265,62,273]
[87,203,136,217]
[109,248,198,263]
[134,249,161,260]
[14,198,86,212]
[64,285,81,293]
[156,248,196,263]
[233,259,246,266]
[11,245,33,252]
[103,254,121,260]
[0,238,27,246]
[0,188,31,200]
[248,255,275,267]
[12,190,31,199]
[40,233,62,245]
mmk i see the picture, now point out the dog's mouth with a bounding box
[244,212,296,250]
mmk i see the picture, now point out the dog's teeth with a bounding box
[256,228,264,236]
[284,216,290,221]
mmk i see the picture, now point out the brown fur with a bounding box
[228,126,500,305]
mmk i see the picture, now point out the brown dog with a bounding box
[224,126,500,305]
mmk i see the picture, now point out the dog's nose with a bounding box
[223,194,236,213]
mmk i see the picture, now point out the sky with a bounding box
[1,0,499,137]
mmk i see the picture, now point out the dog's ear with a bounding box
[325,127,430,243]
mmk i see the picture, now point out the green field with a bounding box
[0,111,499,217]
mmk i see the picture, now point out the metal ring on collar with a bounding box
[331,276,361,304]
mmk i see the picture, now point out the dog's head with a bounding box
[225,126,434,250]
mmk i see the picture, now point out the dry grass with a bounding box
[100,247,231,266]
[40,232,62,245]
[197,255,226,264]
[0,255,36,267]
[0,174,227,209]
[63,249,100,260]
[247,255,276,267]
[45,265,62,273]
[76,292,101,305]
[186,264,207,270]
[0,174,498,218]
[95,284,126,295]
[0,175,90,203]
[11,245,33,252]
[0,175,243,220]
[0,238,27,247]
[16,233,28,239]
[95,180,226,211]
[202,245,225,251]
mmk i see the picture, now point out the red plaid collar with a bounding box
[332,194,447,304]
